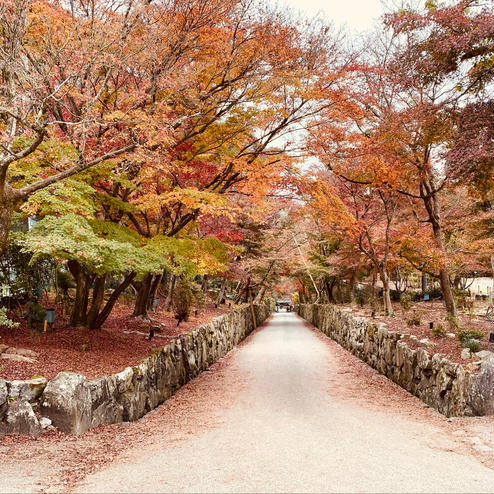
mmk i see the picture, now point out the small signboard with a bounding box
[423,294,430,301]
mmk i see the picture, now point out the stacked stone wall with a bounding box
[297,304,493,417]
[0,303,272,435]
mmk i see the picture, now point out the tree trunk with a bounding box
[147,272,163,311]
[86,275,106,329]
[201,275,208,293]
[324,279,335,304]
[67,260,91,327]
[430,224,457,316]
[380,268,393,316]
[90,272,136,329]
[163,274,176,311]
[349,273,356,304]
[371,271,377,300]
[421,179,457,317]
[234,278,250,304]
[421,272,428,294]
[215,278,227,306]
[0,200,14,255]
[254,285,266,304]
[133,273,152,317]
[439,265,457,316]
[452,275,461,290]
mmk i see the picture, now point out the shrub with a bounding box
[462,339,482,352]
[354,288,366,307]
[457,328,485,344]
[26,301,46,331]
[354,285,376,308]
[191,285,205,308]
[431,322,445,337]
[56,269,73,294]
[400,293,413,311]
[412,287,443,302]
[369,295,381,313]
[446,314,461,331]
[172,281,194,325]
[389,289,403,302]
[453,288,473,311]
[0,308,19,329]
[406,310,422,326]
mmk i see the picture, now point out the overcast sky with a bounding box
[278,0,386,33]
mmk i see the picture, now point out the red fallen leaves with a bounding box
[0,302,226,380]
[350,301,492,365]
[0,348,247,492]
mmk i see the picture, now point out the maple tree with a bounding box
[1,0,349,327]
[1,0,491,334]
[302,171,403,315]
[0,0,237,252]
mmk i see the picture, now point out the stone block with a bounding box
[40,372,91,434]
[114,367,133,394]
[4,400,41,435]
[1,353,36,364]
[416,348,432,370]
[0,379,7,420]
[9,378,47,403]
[468,354,494,415]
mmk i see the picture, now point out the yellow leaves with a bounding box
[134,188,238,221]
[305,180,359,236]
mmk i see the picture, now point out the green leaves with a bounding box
[21,179,98,218]
[20,214,233,280]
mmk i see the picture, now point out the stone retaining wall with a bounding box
[0,303,271,435]
[297,304,493,417]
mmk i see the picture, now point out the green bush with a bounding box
[457,328,485,344]
[26,301,46,331]
[446,314,461,331]
[412,288,443,301]
[452,288,473,311]
[0,308,19,329]
[56,269,73,294]
[462,339,482,352]
[406,310,422,327]
[431,322,445,337]
[400,293,412,311]
[172,281,194,324]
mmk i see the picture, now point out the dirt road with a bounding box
[78,312,493,493]
[1,312,493,493]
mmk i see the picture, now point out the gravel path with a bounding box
[73,312,493,494]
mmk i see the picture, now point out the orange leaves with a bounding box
[304,179,360,238]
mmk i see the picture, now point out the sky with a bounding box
[278,0,386,33]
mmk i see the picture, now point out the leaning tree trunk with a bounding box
[253,285,266,304]
[133,273,153,317]
[86,275,106,329]
[234,278,250,304]
[147,272,163,311]
[215,278,227,306]
[90,272,136,329]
